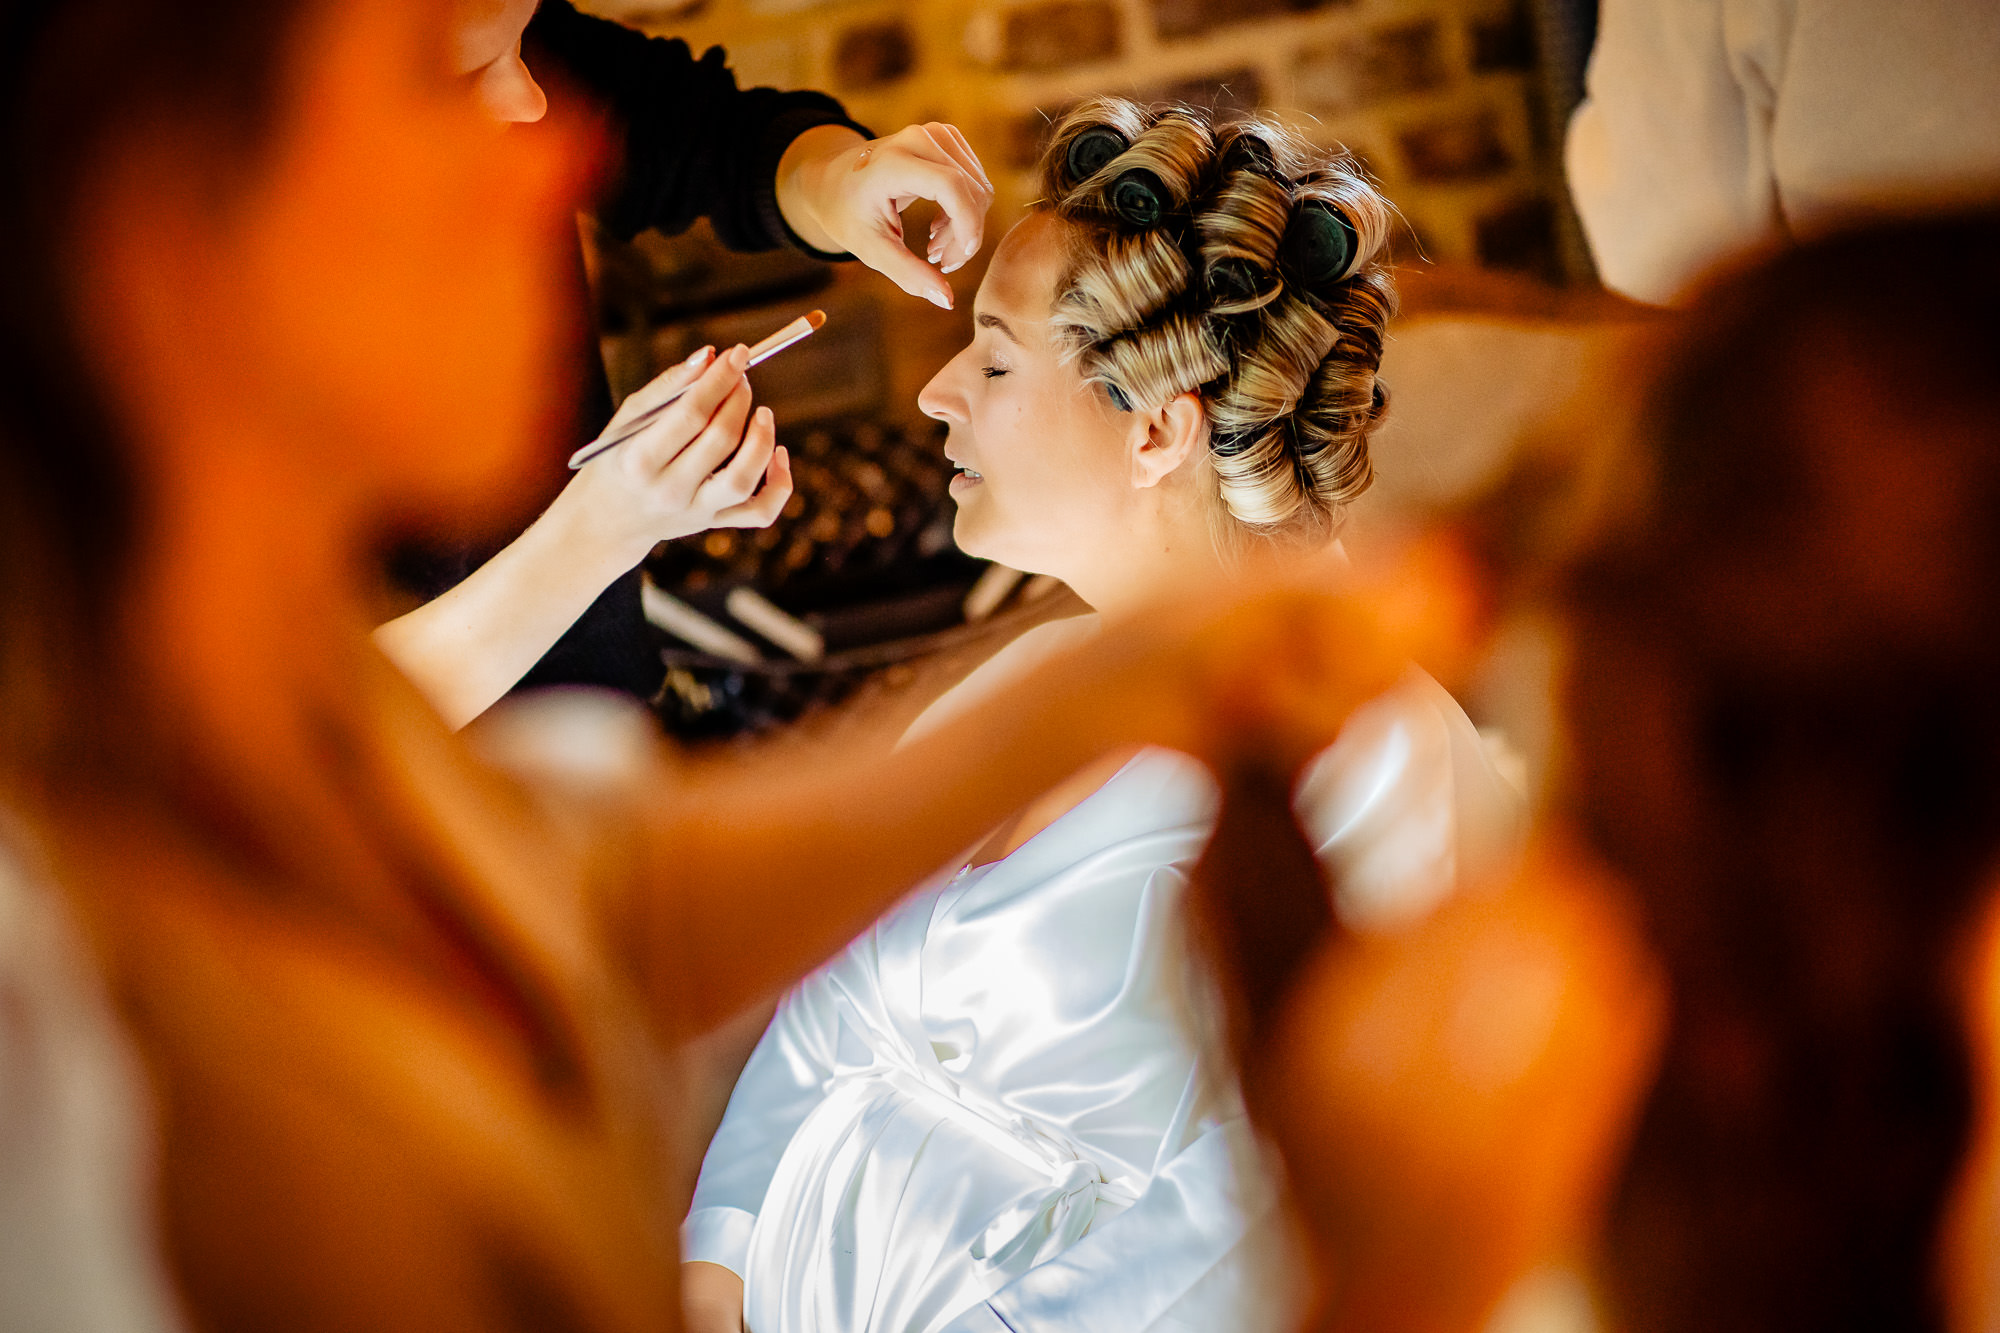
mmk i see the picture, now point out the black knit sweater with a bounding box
[525,0,869,256]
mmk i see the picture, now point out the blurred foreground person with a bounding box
[683,99,1524,1333]
[0,1,1445,1330]
[1191,209,2000,1333]
[1567,0,2000,304]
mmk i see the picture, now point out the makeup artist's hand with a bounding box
[376,344,791,731]
[775,122,994,310]
[556,342,793,571]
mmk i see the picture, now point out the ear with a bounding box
[1129,391,1207,490]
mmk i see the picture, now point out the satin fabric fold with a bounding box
[688,670,1523,1333]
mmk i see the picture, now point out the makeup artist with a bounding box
[377,0,994,728]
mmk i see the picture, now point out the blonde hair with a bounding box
[1036,97,1396,545]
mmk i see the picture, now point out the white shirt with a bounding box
[1566,0,2000,304]
[684,666,1522,1333]
[0,821,187,1333]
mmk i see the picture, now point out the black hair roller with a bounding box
[1219,131,1280,180]
[1065,127,1128,188]
[1108,168,1168,229]
[1277,199,1360,291]
[1208,257,1262,305]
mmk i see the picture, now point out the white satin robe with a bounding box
[685,670,1522,1333]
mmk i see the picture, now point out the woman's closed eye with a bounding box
[981,366,1009,380]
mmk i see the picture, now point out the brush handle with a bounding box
[567,316,821,470]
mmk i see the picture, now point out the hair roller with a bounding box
[1207,257,1264,307]
[1035,98,1397,544]
[1218,127,1280,180]
[1277,199,1360,294]
[1197,170,1291,316]
[1211,423,1312,529]
[1108,168,1169,228]
[1054,229,1190,337]
[1038,97,1150,204]
[1104,113,1212,211]
[1065,127,1128,189]
[1086,312,1230,412]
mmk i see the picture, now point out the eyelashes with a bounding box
[981,366,1009,379]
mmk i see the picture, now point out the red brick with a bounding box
[1397,109,1511,182]
[833,20,916,89]
[997,108,1062,170]
[1150,0,1350,40]
[1141,65,1266,113]
[1471,3,1536,71]
[1296,21,1448,112]
[999,1,1122,71]
[1475,195,1558,276]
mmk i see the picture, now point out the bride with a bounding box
[681,98,1523,1333]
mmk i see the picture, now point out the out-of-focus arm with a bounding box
[1564,0,1785,304]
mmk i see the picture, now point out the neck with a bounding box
[1064,488,1225,619]
[124,410,383,800]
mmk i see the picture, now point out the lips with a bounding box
[944,449,983,487]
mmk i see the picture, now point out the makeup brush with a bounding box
[568,309,826,469]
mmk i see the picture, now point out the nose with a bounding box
[918,347,971,425]
[479,51,549,125]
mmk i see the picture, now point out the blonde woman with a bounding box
[683,100,1524,1333]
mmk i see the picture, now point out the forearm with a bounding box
[652,642,1195,1030]
[375,488,636,729]
[637,570,1423,1034]
[681,1262,745,1333]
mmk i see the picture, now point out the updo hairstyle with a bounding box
[1036,97,1396,543]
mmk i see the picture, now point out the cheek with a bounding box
[238,8,593,502]
[999,385,1125,498]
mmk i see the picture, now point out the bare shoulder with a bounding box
[900,614,1104,747]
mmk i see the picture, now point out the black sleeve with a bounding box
[524,0,872,255]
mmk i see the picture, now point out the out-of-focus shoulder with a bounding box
[464,687,667,799]
[901,614,1103,748]
[1297,667,1528,931]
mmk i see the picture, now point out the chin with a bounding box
[949,505,991,561]
[952,512,1059,587]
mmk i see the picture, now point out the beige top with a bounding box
[1566,0,2000,303]
[0,817,188,1333]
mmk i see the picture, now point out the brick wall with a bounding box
[584,0,1566,275]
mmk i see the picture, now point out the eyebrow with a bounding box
[975,312,1023,346]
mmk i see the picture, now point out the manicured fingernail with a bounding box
[929,290,952,310]
[685,344,715,366]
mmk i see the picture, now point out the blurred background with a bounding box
[574,0,1629,774]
